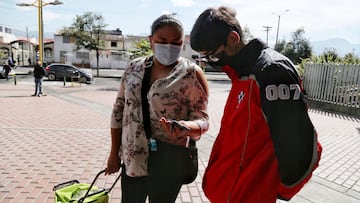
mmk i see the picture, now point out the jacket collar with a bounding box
[223,39,266,79]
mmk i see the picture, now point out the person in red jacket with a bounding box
[190,6,322,203]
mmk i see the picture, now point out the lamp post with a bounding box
[16,0,63,66]
[273,9,289,48]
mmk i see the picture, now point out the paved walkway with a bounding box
[0,71,360,202]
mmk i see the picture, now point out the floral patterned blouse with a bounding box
[110,56,209,177]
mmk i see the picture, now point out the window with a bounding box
[63,35,71,43]
[0,26,3,32]
[76,52,89,59]
[60,51,67,63]
[5,27,12,34]
[60,51,66,58]
[45,48,53,57]
[111,41,117,47]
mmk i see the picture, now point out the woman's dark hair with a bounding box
[151,14,184,36]
[190,6,244,52]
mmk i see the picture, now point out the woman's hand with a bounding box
[159,117,190,137]
[105,153,121,175]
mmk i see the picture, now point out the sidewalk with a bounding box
[1,73,360,202]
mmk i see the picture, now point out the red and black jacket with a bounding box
[202,39,322,202]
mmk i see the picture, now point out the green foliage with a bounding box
[0,50,6,59]
[274,39,286,52]
[298,48,360,77]
[343,52,360,64]
[129,39,152,59]
[319,48,340,63]
[280,28,312,64]
[276,27,360,73]
[63,12,107,51]
[302,48,360,64]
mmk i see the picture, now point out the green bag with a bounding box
[53,169,120,203]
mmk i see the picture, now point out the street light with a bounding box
[16,0,63,65]
[273,9,289,48]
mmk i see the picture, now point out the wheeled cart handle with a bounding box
[52,180,80,191]
[78,168,121,203]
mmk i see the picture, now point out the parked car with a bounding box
[45,63,93,83]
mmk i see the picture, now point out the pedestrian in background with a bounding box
[106,14,209,203]
[3,62,11,80]
[190,6,322,203]
[7,57,15,68]
[32,60,46,97]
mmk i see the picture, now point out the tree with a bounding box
[283,42,296,62]
[64,12,107,76]
[301,49,360,65]
[279,28,312,64]
[242,25,254,43]
[320,48,340,63]
[343,52,360,64]
[274,39,286,53]
[129,39,152,59]
[0,50,6,59]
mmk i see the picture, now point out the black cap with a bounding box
[190,9,231,52]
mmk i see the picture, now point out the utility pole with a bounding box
[273,9,289,48]
[263,26,272,46]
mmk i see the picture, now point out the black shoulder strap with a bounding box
[141,58,152,139]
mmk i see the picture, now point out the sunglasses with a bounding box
[201,43,225,62]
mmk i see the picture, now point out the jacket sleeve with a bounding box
[257,61,322,199]
[41,67,46,76]
[110,69,127,129]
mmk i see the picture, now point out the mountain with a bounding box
[311,38,360,57]
[12,29,54,39]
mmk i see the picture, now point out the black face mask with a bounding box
[207,51,240,71]
[207,39,265,76]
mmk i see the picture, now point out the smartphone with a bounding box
[168,119,191,131]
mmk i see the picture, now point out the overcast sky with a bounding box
[1,0,359,44]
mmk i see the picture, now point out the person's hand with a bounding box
[159,117,190,137]
[159,117,192,145]
[105,153,121,175]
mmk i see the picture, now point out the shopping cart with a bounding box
[53,169,121,203]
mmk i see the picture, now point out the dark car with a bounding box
[45,63,93,83]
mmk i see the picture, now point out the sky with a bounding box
[1,0,360,45]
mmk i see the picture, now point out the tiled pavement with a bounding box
[1,73,360,202]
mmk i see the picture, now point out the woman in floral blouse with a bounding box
[106,14,209,202]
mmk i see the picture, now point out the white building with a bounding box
[54,29,149,69]
[0,24,38,66]
[2,25,200,69]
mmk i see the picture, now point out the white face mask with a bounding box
[153,43,182,65]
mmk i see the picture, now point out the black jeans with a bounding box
[34,77,43,95]
[121,173,182,203]
[121,142,185,203]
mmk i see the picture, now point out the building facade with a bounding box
[1,25,199,69]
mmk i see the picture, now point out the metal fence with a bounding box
[303,63,360,116]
